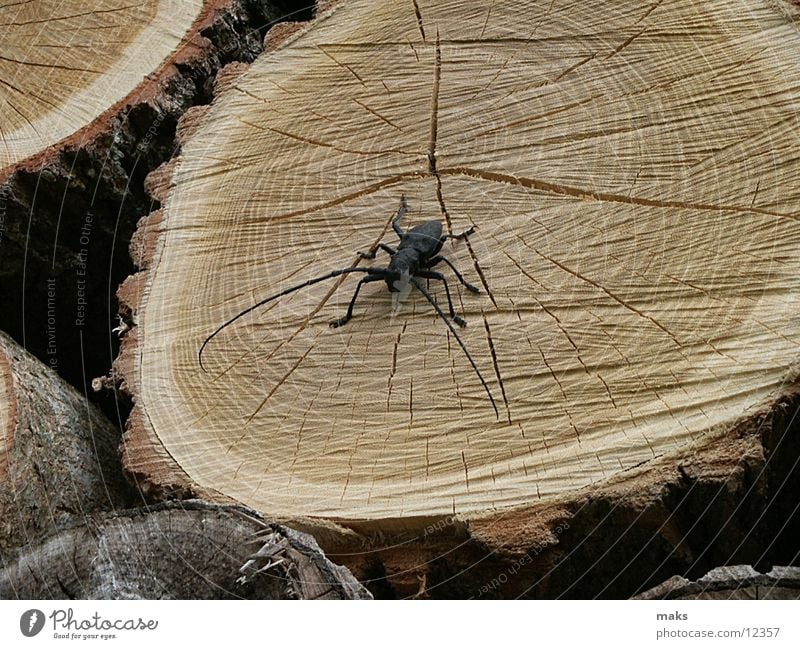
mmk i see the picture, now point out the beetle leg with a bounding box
[329,275,385,328]
[392,194,409,239]
[424,256,480,294]
[411,278,498,418]
[415,270,466,327]
[358,243,397,259]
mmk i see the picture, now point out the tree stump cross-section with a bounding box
[122,0,800,533]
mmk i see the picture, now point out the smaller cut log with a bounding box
[0,0,255,177]
[0,0,312,418]
[634,566,800,600]
[0,331,131,557]
[0,501,371,600]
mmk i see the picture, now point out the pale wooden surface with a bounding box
[135,0,800,521]
[0,0,203,169]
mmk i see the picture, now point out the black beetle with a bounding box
[199,195,498,416]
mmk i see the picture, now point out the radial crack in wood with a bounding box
[121,0,800,544]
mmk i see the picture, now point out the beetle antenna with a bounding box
[411,278,499,418]
[199,267,385,372]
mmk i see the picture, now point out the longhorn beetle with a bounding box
[199,195,498,417]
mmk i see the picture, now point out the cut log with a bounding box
[0,331,131,557]
[116,0,800,595]
[0,501,371,599]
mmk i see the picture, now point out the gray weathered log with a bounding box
[634,565,800,600]
[0,331,131,557]
[0,501,371,600]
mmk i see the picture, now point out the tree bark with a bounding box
[113,0,800,596]
[0,501,371,599]
[0,331,131,557]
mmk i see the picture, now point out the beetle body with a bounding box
[386,220,443,293]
